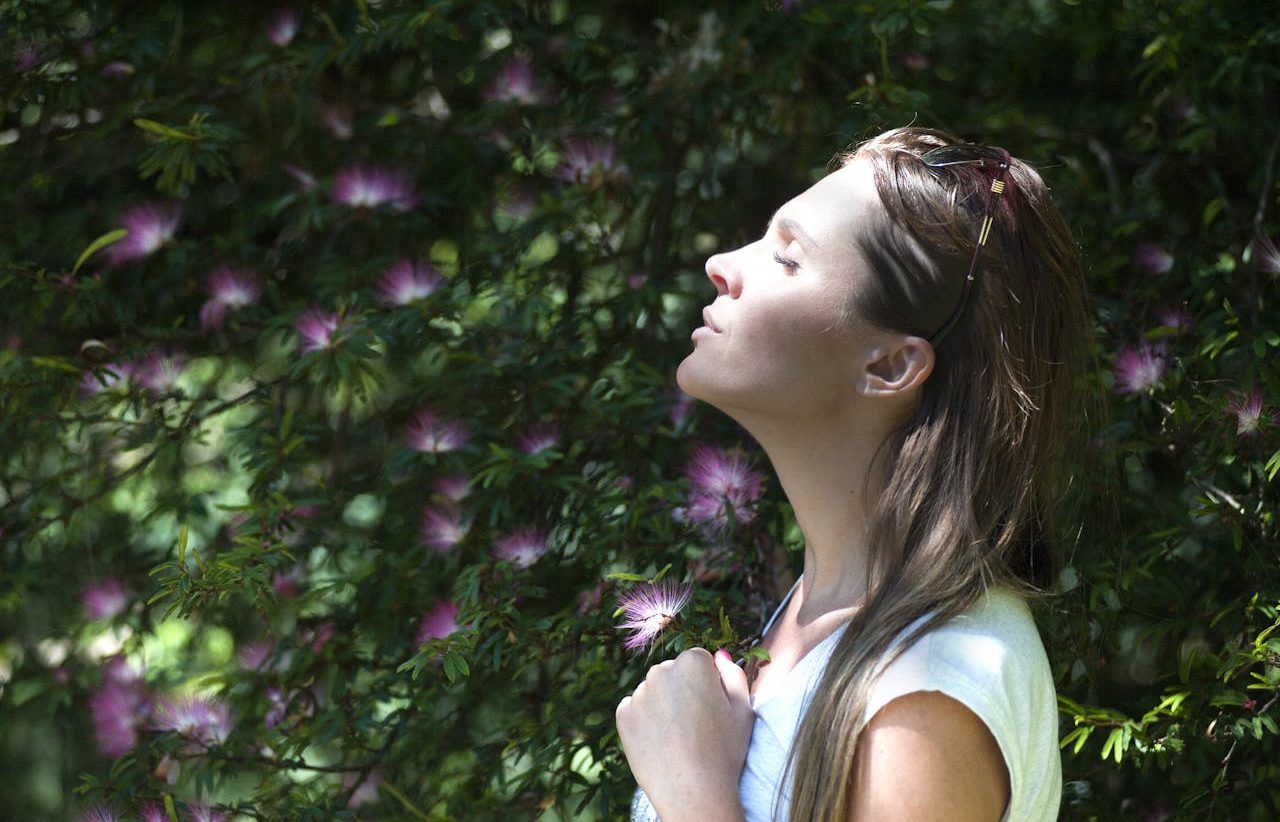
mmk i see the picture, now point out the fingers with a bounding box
[712,648,751,707]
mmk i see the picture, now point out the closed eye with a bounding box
[773,250,800,272]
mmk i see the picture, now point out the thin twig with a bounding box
[5,380,275,540]
[1251,122,1280,237]
[380,780,433,821]
[1214,687,1280,797]
[1086,138,1123,218]
[213,752,375,774]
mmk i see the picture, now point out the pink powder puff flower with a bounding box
[421,503,469,554]
[415,600,462,645]
[484,55,553,106]
[302,620,337,653]
[577,581,604,615]
[405,409,470,453]
[266,8,299,47]
[237,639,275,670]
[134,349,186,393]
[331,164,418,212]
[82,578,129,621]
[1133,242,1174,276]
[289,504,320,519]
[493,528,548,568]
[294,307,342,352]
[186,803,227,822]
[668,389,695,427]
[495,186,536,222]
[104,202,182,265]
[433,473,470,501]
[101,654,143,685]
[90,677,151,757]
[200,266,261,330]
[272,564,304,597]
[153,694,233,748]
[1113,340,1168,394]
[378,259,442,306]
[1156,303,1193,334]
[14,41,44,72]
[615,579,694,653]
[344,769,383,808]
[558,137,626,187]
[77,805,119,822]
[282,163,317,191]
[138,802,168,822]
[1226,388,1276,438]
[518,421,560,455]
[900,50,930,72]
[100,61,135,79]
[1248,234,1280,275]
[79,360,134,395]
[681,444,764,528]
[320,103,354,140]
[263,685,290,729]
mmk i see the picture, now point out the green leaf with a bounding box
[442,650,469,683]
[30,356,83,374]
[1264,449,1280,482]
[1202,197,1225,227]
[1100,727,1122,762]
[72,229,128,274]
[1200,330,1238,359]
[1141,34,1167,59]
[134,118,196,140]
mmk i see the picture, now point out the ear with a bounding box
[857,335,934,397]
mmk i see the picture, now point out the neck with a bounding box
[730,403,893,624]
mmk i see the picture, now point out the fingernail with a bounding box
[715,648,732,662]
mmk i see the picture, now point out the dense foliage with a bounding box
[2,0,1278,819]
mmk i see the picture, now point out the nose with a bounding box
[704,251,742,299]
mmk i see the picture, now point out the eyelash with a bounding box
[772,250,800,272]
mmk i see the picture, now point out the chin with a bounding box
[675,356,696,395]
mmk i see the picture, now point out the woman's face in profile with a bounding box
[677,158,883,420]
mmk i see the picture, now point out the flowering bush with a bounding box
[1,0,1277,819]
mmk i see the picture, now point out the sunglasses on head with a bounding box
[917,143,1012,346]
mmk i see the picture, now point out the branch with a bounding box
[1086,138,1123,218]
[1251,119,1280,238]
[1213,687,1280,801]
[4,379,276,540]
[213,752,375,774]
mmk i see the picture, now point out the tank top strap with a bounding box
[758,575,803,638]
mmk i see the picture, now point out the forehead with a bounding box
[775,158,879,252]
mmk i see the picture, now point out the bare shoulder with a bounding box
[847,690,1010,822]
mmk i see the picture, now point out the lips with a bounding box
[702,307,721,332]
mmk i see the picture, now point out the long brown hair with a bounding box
[777,126,1096,820]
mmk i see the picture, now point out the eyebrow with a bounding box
[765,211,820,250]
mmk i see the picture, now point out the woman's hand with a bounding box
[616,647,754,822]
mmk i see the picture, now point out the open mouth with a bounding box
[702,307,721,332]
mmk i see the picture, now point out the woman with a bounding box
[617,125,1090,821]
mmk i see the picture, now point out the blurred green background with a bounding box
[2,0,1278,818]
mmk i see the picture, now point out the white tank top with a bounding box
[630,577,1062,821]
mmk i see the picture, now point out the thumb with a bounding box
[714,648,750,707]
